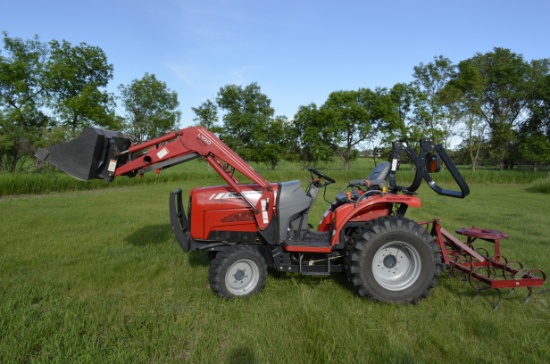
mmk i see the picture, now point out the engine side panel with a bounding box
[189,183,280,241]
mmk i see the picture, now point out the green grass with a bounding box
[1,176,549,363]
[527,177,550,194]
[2,157,550,196]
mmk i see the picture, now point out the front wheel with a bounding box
[345,216,441,304]
[209,245,267,299]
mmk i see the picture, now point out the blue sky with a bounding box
[2,0,549,128]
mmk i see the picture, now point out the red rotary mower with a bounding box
[36,126,548,307]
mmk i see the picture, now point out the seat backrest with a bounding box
[366,161,391,181]
[277,180,313,242]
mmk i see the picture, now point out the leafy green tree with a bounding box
[119,73,181,142]
[519,59,550,170]
[519,132,550,172]
[321,88,388,171]
[381,83,424,150]
[0,32,49,172]
[255,115,291,170]
[215,82,274,161]
[192,99,219,131]
[448,48,532,169]
[413,55,458,146]
[525,59,550,136]
[462,114,487,172]
[45,39,119,132]
[192,84,290,169]
[289,103,335,167]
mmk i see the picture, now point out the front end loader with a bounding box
[37,126,548,307]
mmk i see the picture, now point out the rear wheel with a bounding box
[209,245,267,299]
[345,216,441,304]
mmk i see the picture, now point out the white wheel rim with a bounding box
[372,241,422,291]
[225,259,260,296]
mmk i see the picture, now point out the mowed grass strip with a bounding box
[1,179,549,363]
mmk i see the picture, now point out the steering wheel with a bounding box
[307,168,336,184]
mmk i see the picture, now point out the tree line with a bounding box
[0,33,180,172]
[195,52,550,172]
[2,32,549,173]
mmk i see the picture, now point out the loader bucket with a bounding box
[35,127,134,182]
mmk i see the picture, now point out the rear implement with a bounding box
[422,219,549,310]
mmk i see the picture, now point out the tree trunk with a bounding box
[343,159,350,172]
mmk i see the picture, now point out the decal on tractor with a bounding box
[209,191,263,202]
[156,147,169,159]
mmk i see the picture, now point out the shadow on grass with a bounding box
[124,224,173,247]
[268,267,351,289]
[227,346,256,364]
[435,270,513,309]
[188,251,210,267]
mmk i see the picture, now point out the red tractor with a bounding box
[37,126,471,303]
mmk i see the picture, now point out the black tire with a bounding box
[208,245,268,299]
[345,216,441,304]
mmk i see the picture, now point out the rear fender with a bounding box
[330,194,421,246]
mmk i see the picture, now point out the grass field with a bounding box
[1,165,550,363]
[2,157,550,196]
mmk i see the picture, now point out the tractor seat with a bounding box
[348,161,391,189]
[366,161,391,181]
[335,162,391,204]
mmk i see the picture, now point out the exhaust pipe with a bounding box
[36,127,134,182]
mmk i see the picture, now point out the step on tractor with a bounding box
[37,126,548,307]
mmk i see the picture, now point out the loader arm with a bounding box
[37,126,275,230]
[117,126,275,229]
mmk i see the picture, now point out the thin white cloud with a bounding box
[164,62,210,88]
[169,0,247,49]
[164,61,251,90]
[230,66,249,85]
